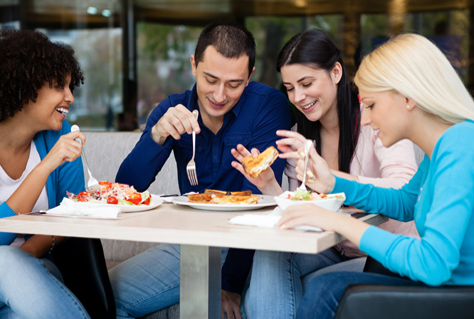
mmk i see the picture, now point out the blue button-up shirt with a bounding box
[117,81,291,195]
[116,81,291,293]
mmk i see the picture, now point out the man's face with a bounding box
[191,45,254,124]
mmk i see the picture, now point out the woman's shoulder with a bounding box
[440,120,474,143]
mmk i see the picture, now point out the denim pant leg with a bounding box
[297,271,423,319]
[109,243,229,319]
[243,248,347,319]
[0,246,90,319]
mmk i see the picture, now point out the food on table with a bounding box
[241,146,279,178]
[282,189,344,201]
[212,195,259,205]
[188,193,213,203]
[67,181,152,206]
[188,189,259,204]
[204,189,252,197]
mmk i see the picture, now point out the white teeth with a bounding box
[302,101,316,110]
[56,107,69,114]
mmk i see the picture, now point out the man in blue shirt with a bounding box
[111,20,291,319]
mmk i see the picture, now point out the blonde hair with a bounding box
[354,33,474,123]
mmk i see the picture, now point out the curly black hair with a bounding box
[0,29,84,123]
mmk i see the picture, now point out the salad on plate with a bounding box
[283,189,345,201]
[67,181,152,206]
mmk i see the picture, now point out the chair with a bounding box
[51,237,116,319]
[334,256,474,319]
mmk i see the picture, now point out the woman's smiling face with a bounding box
[280,63,341,123]
[359,89,409,148]
[21,74,74,131]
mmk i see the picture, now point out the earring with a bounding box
[407,105,410,109]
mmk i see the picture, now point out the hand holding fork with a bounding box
[71,125,101,199]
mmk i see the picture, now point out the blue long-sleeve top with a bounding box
[116,82,291,293]
[333,120,474,286]
[0,121,85,245]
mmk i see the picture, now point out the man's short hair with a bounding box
[194,20,256,78]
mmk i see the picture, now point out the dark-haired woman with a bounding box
[231,29,418,318]
[0,29,90,318]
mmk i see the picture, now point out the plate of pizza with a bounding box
[172,189,277,211]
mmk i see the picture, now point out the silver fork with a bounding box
[71,125,102,199]
[186,110,199,186]
[298,140,313,191]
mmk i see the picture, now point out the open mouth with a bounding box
[302,101,316,110]
[56,107,69,115]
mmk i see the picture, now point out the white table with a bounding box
[0,202,386,319]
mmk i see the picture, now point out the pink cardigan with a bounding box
[285,124,420,257]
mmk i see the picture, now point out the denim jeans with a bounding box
[109,243,229,319]
[0,246,90,319]
[242,248,366,319]
[297,271,423,319]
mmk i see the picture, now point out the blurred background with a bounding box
[0,0,471,131]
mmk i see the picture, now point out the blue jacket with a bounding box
[0,121,85,245]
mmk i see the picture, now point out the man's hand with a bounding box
[151,104,200,145]
[221,290,242,319]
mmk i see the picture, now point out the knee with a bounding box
[0,246,30,272]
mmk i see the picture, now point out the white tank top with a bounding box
[0,141,49,247]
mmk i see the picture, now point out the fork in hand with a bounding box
[71,125,102,199]
[298,140,313,191]
[186,110,199,186]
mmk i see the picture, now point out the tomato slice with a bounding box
[126,193,142,205]
[143,197,151,205]
[78,191,91,197]
[107,197,119,205]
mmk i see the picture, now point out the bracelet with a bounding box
[49,235,56,254]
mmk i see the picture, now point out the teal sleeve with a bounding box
[0,202,18,245]
[332,161,425,222]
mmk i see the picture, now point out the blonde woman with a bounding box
[278,33,474,319]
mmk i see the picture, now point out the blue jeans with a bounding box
[297,271,423,319]
[0,246,90,319]
[242,248,366,319]
[109,243,228,319]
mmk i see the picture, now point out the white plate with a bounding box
[73,194,163,213]
[274,191,345,212]
[172,195,277,211]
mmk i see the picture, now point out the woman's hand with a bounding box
[40,131,86,173]
[275,130,308,158]
[276,130,335,194]
[294,146,336,194]
[277,203,340,231]
[231,144,282,195]
[277,204,369,247]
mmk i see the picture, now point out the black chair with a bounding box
[334,256,474,319]
[51,237,116,319]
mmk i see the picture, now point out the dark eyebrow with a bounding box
[282,76,314,85]
[203,72,244,83]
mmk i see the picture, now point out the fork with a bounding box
[71,125,102,199]
[298,140,313,191]
[186,110,199,186]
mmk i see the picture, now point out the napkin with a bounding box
[46,198,121,219]
[229,207,323,232]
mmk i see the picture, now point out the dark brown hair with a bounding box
[194,20,256,77]
[0,29,84,122]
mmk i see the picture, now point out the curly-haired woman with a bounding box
[0,29,90,318]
